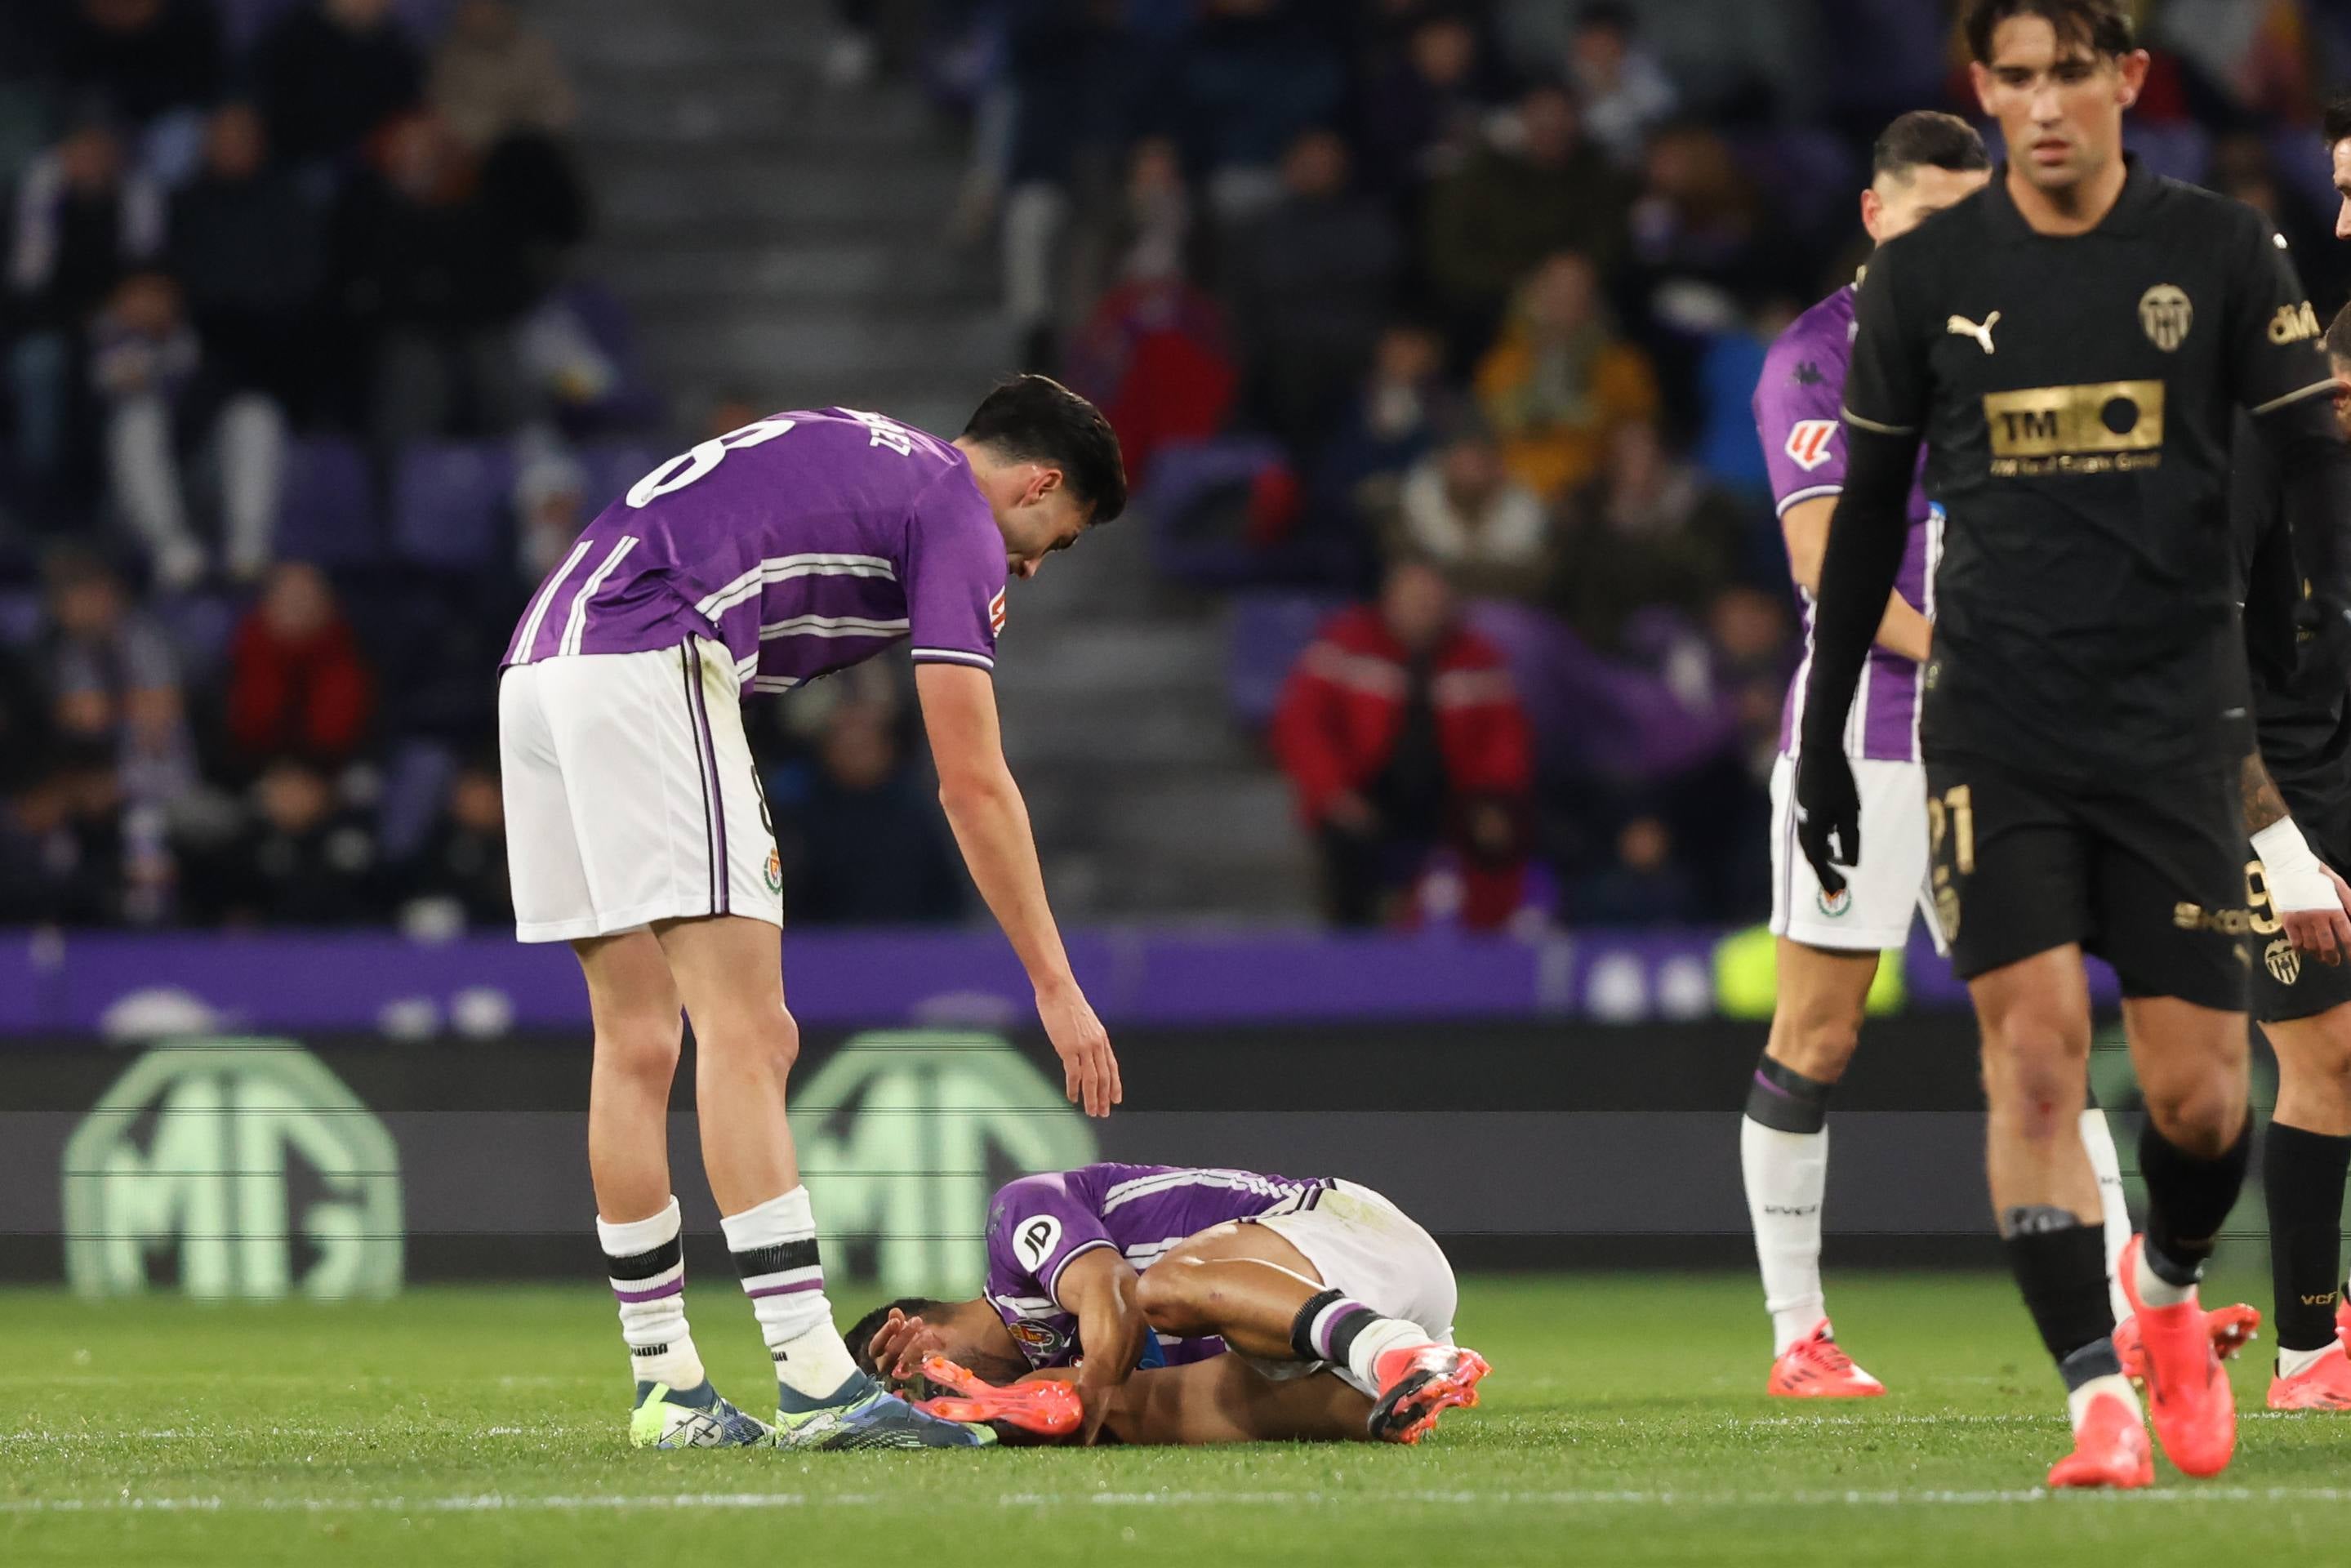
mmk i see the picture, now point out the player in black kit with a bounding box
[2233,296,2351,1410]
[1793,0,2351,1488]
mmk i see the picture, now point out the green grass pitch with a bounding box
[7,1270,2351,1566]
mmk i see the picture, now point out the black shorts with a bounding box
[1923,752,2250,1012]
[2250,813,2351,1024]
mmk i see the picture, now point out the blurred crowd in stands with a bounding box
[896,0,2351,931]
[7,0,2351,937]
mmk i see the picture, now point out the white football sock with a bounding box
[597,1196,708,1393]
[2279,1343,2336,1379]
[1742,1117,1828,1356]
[1341,1314,1435,1392]
[722,1186,861,1402]
[2133,1240,2197,1308]
[2067,1371,2142,1430]
[2077,1107,2131,1324]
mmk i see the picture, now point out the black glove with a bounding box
[1793,748,1861,895]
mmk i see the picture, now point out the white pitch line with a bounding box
[13,1486,2351,1517]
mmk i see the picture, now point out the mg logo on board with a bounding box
[61,1041,403,1300]
[792,1030,1095,1296]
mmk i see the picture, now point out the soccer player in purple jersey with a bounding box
[844,1165,1489,1447]
[496,376,1129,1450]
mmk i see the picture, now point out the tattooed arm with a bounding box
[2245,746,2351,962]
[2243,749,2293,835]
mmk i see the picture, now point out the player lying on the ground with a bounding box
[844,1164,1489,1446]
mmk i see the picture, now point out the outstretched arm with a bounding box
[916,662,1120,1116]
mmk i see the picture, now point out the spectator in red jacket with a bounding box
[1271,557,1533,929]
[225,560,375,773]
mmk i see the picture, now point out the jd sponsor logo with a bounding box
[62,1040,403,1299]
[792,1031,1095,1296]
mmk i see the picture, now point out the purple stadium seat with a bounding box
[392,442,516,571]
[277,435,379,567]
[218,0,298,53]
[0,589,42,648]
[152,592,241,684]
[1227,590,1348,732]
[378,737,457,862]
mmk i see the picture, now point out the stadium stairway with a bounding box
[541,0,1317,921]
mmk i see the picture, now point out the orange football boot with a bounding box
[2269,1343,2351,1410]
[911,1354,1083,1438]
[2046,1391,2155,1490]
[1366,1343,1490,1444]
[1766,1321,1886,1398]
[2114,1302,2261,1381]
[2117,1236,2237,1477]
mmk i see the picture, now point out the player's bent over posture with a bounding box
[846,1165,1488,1446]
[2230,298,2351,1410]
[1795,0,2351,1488]
[496,379,1129,1450]
[1745,109,2148,1396]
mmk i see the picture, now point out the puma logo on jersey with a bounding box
[1947,311,2000,354]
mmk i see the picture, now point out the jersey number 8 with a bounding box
[626,418,799,508]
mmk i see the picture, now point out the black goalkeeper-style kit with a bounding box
[1797,156,2351,1009]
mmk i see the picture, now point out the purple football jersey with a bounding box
[982,1164,1330,1371]
[1753,284,1939,763]
[502,408,1008,695]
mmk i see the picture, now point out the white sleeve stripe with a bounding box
[910,648,995,670]
[2250,379,2340,417]
[1774,484,1845,517]
[507,538,594,665]
[1042,1238,1115,1305]
[1841,408,1919,436]
[558,536,640,658]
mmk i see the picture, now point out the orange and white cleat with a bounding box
[2046,1391,2154,1490]
[2114,1301,2260,1382]
[911,1354,1083,1439]
[1766,1321,1886,1398]
[2117,1235,2237,1477]
[1366,1343,1490,1445]
[2268,1343,2351,1410]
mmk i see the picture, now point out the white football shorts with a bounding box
[1246,1181,1458,1396]
[500,637,783,943]
[1769,751,1944,955]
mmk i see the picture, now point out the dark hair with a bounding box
[960,374,1127,524]
[844,1296,951,1377]
[2326,96,2351,152]
[1963,0,2135,64]
[2326,301,2351,365]
[1872,111,1992,180]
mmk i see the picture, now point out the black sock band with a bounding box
[2139,1120,2252,1283]
[1745,1055,1833,1134]
[2004,1217,2115,1374]
[1290,1289,1346,1361]
[2265,1121,2351,1351]
[2058,1339,2122,1393]
[606,1234,684,1281]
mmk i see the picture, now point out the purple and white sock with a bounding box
[1291,1289,1432,1392]
[598,1196,707,1392]
[723,1186,859,1401]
